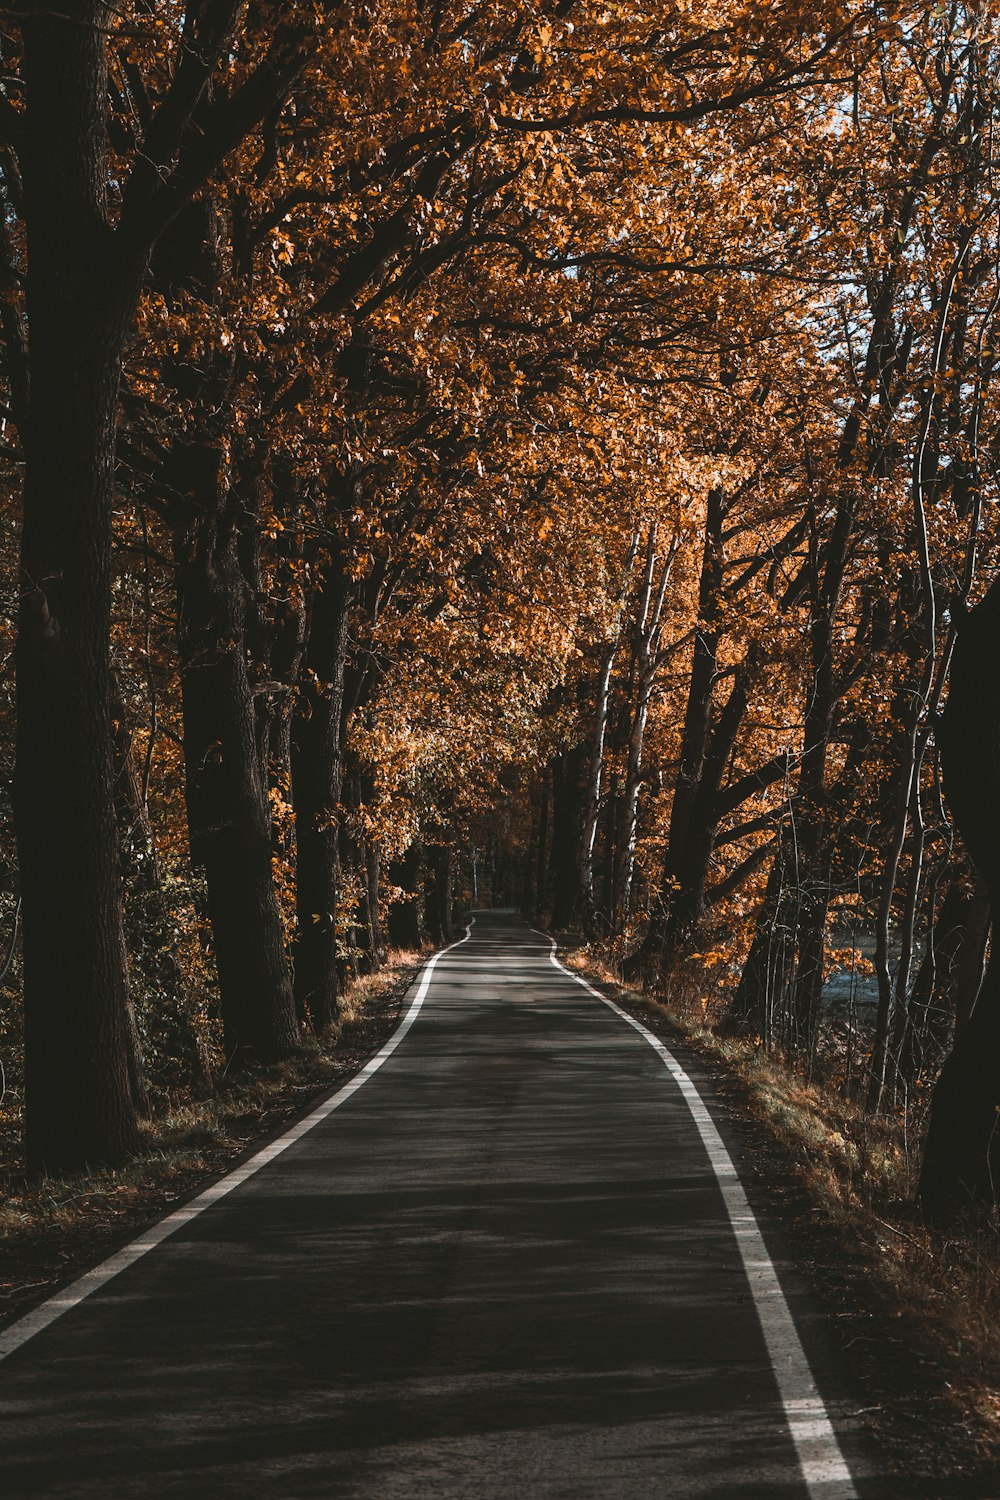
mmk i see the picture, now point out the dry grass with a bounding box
[564,944,1000,1456]
[0,949,423,1325]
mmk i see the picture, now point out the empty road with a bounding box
[0,912,873,1498]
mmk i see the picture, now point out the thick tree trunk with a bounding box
[290,563,351,1033]
[919,581,1000,1219]
[674,670,751,934]
[15,8,144,1173]
[174,515,299,1064]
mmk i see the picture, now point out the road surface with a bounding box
[1,912,873,1498]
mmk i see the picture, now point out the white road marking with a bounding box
[537,932,859,1500]
[1,913,861,1500]
[0,925,473,1365]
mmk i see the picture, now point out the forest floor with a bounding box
[562,946,1000,1499]
[0,951,422,1333]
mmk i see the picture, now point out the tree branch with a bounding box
[309,140,475,319]
[714,807,782,849]
[706,838,778,907]
[118,25,310,253]
[715,751,791,821]
[119,0,245,220]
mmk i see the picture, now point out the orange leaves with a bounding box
[91,2,1000,980]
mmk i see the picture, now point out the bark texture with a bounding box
[919,581,1000,1219]
[16,7,144,1173]
[174,501,299,1064]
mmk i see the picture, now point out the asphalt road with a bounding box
[1,912,874,1498]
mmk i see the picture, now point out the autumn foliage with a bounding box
[0,1,998,1219]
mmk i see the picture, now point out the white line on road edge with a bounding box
[0,924,474,1366]
[539,933,859,1500]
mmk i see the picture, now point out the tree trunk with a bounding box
[290,562,352,1033]
[615,687,654,928]
[919,581,1000,1219]
[631,662,751,980]
[174,511,299,1064]
[16,8,144,1173]
[870,689,926,1108]
[628,490,724,976]
[614,535,672,929]
[673,669,750,936]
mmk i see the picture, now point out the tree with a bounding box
[11,2,306,1170]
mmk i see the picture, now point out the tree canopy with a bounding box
[0,0,999,1220]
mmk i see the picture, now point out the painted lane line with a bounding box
[0,924,473,1366]
[538,932,858,1500]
